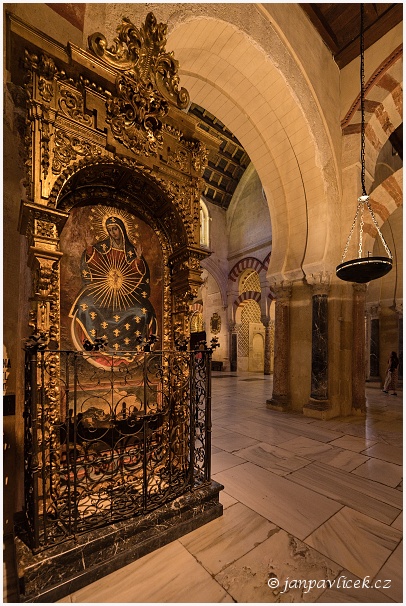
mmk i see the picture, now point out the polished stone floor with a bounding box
[3,373,403,603]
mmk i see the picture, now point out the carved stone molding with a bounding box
[306,271,332,295]
[270,280,292,303]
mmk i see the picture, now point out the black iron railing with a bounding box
[23,349,213,551]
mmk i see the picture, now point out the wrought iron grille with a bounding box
[23,349,212,551]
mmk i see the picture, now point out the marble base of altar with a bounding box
[14,480,223,603]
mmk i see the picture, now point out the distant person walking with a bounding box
[383,351,399,396]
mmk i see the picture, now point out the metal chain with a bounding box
[365,197,393,258]
[360,4,367,196]
[358,201,364,258]
[341,199,362,263]
[341,5,393,266]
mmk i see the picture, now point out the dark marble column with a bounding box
[367,305,380,380]
[352,283,367,413]
[266,282,291,410]
[303,274,331,416]
[229,322,238,372]
[310,294,328,398]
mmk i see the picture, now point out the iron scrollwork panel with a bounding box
[24,349,211,550]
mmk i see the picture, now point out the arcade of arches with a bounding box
[3,0,403,583]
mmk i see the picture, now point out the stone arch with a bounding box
[342,46,402,188]
[201,256,227,308]
[51,158,205,352]
[165,12,340,280]
[234,291,261,310]
[229,257,264,283]
[51,158,190,254]
[362,168,403,252]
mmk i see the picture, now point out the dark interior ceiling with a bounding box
[300,3,403,68]
[188,103,250,209]
[189,4,402,209]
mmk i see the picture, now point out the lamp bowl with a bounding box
[336,256,393,283]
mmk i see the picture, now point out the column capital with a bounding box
[352,282,368,294]
[366,302,380,317]
[261,314,270,328]
[270,280,292,301]
[228,321,238,333]
[306,271,332,295]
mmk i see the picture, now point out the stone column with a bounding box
[266,281,291,410]
[261,316,272,375]
[366,304,380,380]
[303,274,331,418]
[229,322,238,372]
[352,283,367,414]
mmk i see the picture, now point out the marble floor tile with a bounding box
[268,419,345,443]
[288,461,402,524]
[329,435,378,451]
[305,506,402,579]
[234,442,311,475]
[391,511,402,531]
[215,419,299,445]
[312,447,370,472]
[277,436,370,472]
[373,540,403,602]
[211,450,245,474]
[212,430,259,452]
[315,570,395,603]
[219,490,238,510]
[279,436,340,457]
[69,540,233,603]
[215,529,341,603]
[179,502,278,575]
[6,374,402,605]
[361,443,403,465]
[213,462,342,540]
[351,457,403,488]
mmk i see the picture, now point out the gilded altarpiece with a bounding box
[9,12,222,598]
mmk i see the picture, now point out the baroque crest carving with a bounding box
[88,13,190,157]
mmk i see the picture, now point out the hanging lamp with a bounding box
[336,4,393,284]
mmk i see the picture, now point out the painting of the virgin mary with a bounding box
[69,214,157,366]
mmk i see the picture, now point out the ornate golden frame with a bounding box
[9,12,219,351]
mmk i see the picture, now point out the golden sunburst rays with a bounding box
[87,249,144,311]
[89,206,139,244]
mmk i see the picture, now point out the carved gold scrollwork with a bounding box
[184,140,209,174]
[58,86,93,126]
[24,51,58,103]
[106,74,167,156]
[167,146,189,172]
[88,13,189,110]
[52,129,101,174]
[40,106,52,179]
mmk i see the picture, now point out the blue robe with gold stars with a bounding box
[69,243,157,357]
